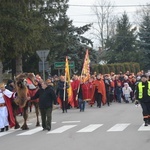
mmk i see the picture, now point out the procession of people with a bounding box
[0,69,150,132]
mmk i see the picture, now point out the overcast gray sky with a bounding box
[67,0,150,48]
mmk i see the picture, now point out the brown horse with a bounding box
[13,73,41,130]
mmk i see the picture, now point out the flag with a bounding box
[64,56,74,107]
[81,49,90,82]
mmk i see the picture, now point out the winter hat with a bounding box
[141,74,147,78]
[7,79,13,85]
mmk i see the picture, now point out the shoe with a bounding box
[144,121,149,126]
[1,128,4,132]
[43,128,47,131]
[5,126,9,131]
[47,127,51,131]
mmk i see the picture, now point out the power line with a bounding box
[67,11,135,17]
[68,4,150,8]
[72,21,143,24]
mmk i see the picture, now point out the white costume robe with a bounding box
[0,89,13,129]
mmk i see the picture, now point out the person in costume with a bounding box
[79,75,91,102]
[94,74,106,108]
[0,83,15,132]
[71,75,80,108]
[88,76,96,107]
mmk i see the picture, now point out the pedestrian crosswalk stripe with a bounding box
[107,124,130,132]
[77,124,103,133]
[47,125,77,134]
[138,124,150,131]
[62,121,81,123]
[0,129,18,137]
[2,123,150,137]
[17,127,43,136]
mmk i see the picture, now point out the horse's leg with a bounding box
[21,104,29,130]
[14,110,20,129]
[33,102,40,126]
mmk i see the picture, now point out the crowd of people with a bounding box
[0,70,150,132]
[47,70,150,127]
[47,70,150,110]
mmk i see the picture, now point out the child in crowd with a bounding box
[122,83,132,103]
[116,82,122,103]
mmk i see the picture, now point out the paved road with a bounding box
[0,102,150,150]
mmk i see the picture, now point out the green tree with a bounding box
[0,0,96,78]
[138,8,150,70]
[0,0,46,76]
[105,12,138,63]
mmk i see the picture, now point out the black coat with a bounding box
[56,80,69,99]
[31,86,57,109]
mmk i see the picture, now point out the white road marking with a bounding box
[77,124,103,133]
[17,127,43,136]
[62,121,81,123]
[138,124,150,131]
[107,124,130,132]
[0,128,21,137]
[47,125,77,134]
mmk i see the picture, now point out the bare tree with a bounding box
[91,0,117,51]
[134,3,150,25]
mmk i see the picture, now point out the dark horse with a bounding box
[13,73,40,130]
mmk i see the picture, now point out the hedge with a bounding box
[92,62,140,75]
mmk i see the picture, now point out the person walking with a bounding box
[104,75,111,106]
[56,76,69,113]
[135,75,150,126]
[71,75,80,108]
[29,81,57,131]
[78,83,85,112]
[94,74,106,108]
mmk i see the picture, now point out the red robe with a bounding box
[3,95,15,128]
[81,82,91,101]
[94,79,106,105]
[71,79,80,107]
[88,81,96,106]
